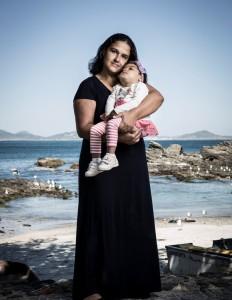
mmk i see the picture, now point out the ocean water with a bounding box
[0,139,231,232]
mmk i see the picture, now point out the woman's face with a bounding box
[102,41,131,75]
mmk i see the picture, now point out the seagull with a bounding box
[202,210,207,216]
[58,184,62,190]
[177,217,182,226]
[5,189,9,195]
[206,170,209,174]
[187,212,192,217]
[11,168,20,175]
[210,165,213,170]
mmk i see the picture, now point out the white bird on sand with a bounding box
[58,184,62,190]
[210,165,213,170]
[202,210,207,216]
[51,180,55,188]
[47,179,50,185]
[206,170,209,174]
[187,212,192,217]
[177,217,182,226]
[5,189,9,195]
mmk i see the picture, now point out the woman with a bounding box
[72,33,164,300]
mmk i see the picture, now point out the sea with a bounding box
[0,139,231,233]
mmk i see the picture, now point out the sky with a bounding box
[0,0,231,137]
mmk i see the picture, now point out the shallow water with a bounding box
[0,139,231,232]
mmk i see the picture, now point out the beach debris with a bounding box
[166,242,232,276]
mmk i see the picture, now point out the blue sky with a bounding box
[0,0,231,137]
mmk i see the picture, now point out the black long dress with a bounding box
[72,76,161,300]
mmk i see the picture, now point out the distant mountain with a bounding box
[46,131,78,140]
[0,129,43,140]
[174,130,232,140]
[0,129,231,141]
[0,129,14,139]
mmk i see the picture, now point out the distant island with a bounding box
[0,129,231,141]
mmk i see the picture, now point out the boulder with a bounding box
[36,157,65,168]
[165,144,183,156]
[200,140,232,163]
[0,260,39,282]
[70,163,79,169]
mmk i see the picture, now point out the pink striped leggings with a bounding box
[90,118,122,154]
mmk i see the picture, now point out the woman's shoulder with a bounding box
[79,76,96,88]
[74,76,97,101]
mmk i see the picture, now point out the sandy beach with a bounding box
[0,216,231,299]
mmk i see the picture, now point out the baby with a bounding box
[85,61,159,177]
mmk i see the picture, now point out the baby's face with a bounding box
[118,63,142,86]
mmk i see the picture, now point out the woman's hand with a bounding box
[115,111,137,133]
[118,126,142,145]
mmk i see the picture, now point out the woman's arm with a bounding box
[73,99,96,139]
[73,98,141,144]
[119,84,164,128]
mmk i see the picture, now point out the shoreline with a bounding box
[1,215,232,242]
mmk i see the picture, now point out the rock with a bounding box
[36,157,65,168]
[0,178,72,206]
[0,260,39,282]
[70,163,79,170]
[165,144,184,156]
[147,140,232,181]
[200,140,232,163]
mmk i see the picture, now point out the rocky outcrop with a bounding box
[36,157,65,168]
[0,178,72,206]
[147,140,232,181]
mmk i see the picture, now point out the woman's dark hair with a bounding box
[89,33,138,75]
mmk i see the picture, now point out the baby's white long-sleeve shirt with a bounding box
[105,82,149,116]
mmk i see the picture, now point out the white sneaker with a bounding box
[85,160,102,177]
[98,153,119,171]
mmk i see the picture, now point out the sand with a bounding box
[0,217,231,299]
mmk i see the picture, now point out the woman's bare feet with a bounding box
[83,292,102,300]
